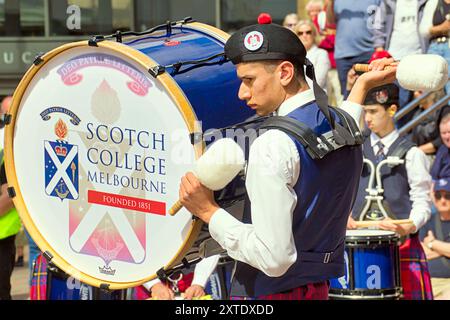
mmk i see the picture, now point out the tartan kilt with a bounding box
[400,235,433,300]
[231,281,329,300]
[30,253,48,300]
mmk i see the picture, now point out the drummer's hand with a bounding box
[179,172,220,224]
[347,216,357,229]
[150,282,174,300]
[347,58,398,105]
[183,284,206,300]
[378,217,417,236]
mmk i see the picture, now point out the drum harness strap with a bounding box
[358,138,416,222]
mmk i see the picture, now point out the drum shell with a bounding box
[47,263,126,300]
[125,24,254,132]
[329,231,402,300]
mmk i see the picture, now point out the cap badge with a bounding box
[375,89,389,104]
[244,31,264,51]
[439,179,448,187]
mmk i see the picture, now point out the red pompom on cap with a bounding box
[258,13,272,24]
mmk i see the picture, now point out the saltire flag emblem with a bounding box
[44,119,79,201]
[45,141,79,200]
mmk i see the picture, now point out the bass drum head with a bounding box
[5,39,208,289]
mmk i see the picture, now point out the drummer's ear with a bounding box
[279,61,295,86]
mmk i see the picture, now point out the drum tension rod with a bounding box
[2,113,12,126]
[87,17,196,47]
[100,283,110,291]
[148,65,166,78]
[33,53,44,66]
[166,20,172,36]
[7,187,16,199]
[43,251,54,262]
[151,53,227,78]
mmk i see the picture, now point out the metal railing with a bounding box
[398,92,450,136]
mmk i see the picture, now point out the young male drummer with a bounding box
[176,21,399,300]
[347,80,433,299]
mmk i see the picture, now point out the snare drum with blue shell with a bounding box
[7,20,252,291]
[329,229,402,300]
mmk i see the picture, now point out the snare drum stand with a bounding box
[358,157,405,222]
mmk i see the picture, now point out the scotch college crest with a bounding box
[44,118,79,201]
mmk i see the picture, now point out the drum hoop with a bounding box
[345,234,399,246]
[5,23,228,290]
[329,287,402,299]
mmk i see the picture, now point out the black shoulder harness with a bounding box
[259,108,363,160]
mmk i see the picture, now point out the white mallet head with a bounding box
[397,54,448,91]
[193,138,245,190]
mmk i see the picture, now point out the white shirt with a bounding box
[369,130,432,230]
[306,45,331,91]
[388,0,422,59]
[419,0,440,40]
[142,254,220,291]
[209,89,362,277]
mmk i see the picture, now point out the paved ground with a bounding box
[11,245,30,300]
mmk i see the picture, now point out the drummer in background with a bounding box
[175,20,401,300]
[141,254,219,300]
[347,77,433,299]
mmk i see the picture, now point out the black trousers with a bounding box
[0,235,16,300]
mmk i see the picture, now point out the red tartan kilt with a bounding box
[231,281,329,300]
[399,235,433,300]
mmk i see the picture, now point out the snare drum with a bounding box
[329,229,402,300]
[5,21,252,290]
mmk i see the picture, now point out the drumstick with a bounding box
[354,64,393,73]
[169,138,245,216]
[169,201,183,216]
[354,219,413,229]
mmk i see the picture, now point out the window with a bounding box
[0,0,45,36]
[221,0,297,33]
[0,0,5,36]
[20,0,45,36]
[134,0,215,32]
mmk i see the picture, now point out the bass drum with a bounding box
[5,21,253,290]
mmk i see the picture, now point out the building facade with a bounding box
[0,0,310,96]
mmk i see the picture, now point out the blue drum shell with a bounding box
[124,24,255,132]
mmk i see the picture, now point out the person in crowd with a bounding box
[420,178,450,300]
[306,0,326,31]
[347,70,433,299]
[282,13,299,32]
[411,89,447,156]
[373,0,430,127]
[0,97,21,300]
[295,20,331,91]
[317,0,342,106]
[431,111,450,180]
[327,0,381,98]
[420,0,450,95]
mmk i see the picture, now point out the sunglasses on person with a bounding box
[297,30,312,36]
[435,191,450,200]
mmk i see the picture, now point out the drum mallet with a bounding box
[354,219,414,229]
[354,54,448,91]
[169,138,245,216]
